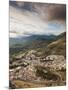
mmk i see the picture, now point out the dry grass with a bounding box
[10,79,66,89]
[11,80,45,88]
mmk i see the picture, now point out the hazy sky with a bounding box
[10,1,66,38]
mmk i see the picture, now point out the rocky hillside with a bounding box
[9,32,66,88]
[9,50,66,88]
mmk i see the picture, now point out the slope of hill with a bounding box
[46,32,66,56]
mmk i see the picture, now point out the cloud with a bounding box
[10,1,66,22]
[48,5,66,22]
[10,2,66,38]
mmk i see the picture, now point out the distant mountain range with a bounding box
[9,34,56,46]
[9,32,66,56]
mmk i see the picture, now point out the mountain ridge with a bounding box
[9,32,66,56]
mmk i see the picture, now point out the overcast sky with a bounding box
[10,1,66,38]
